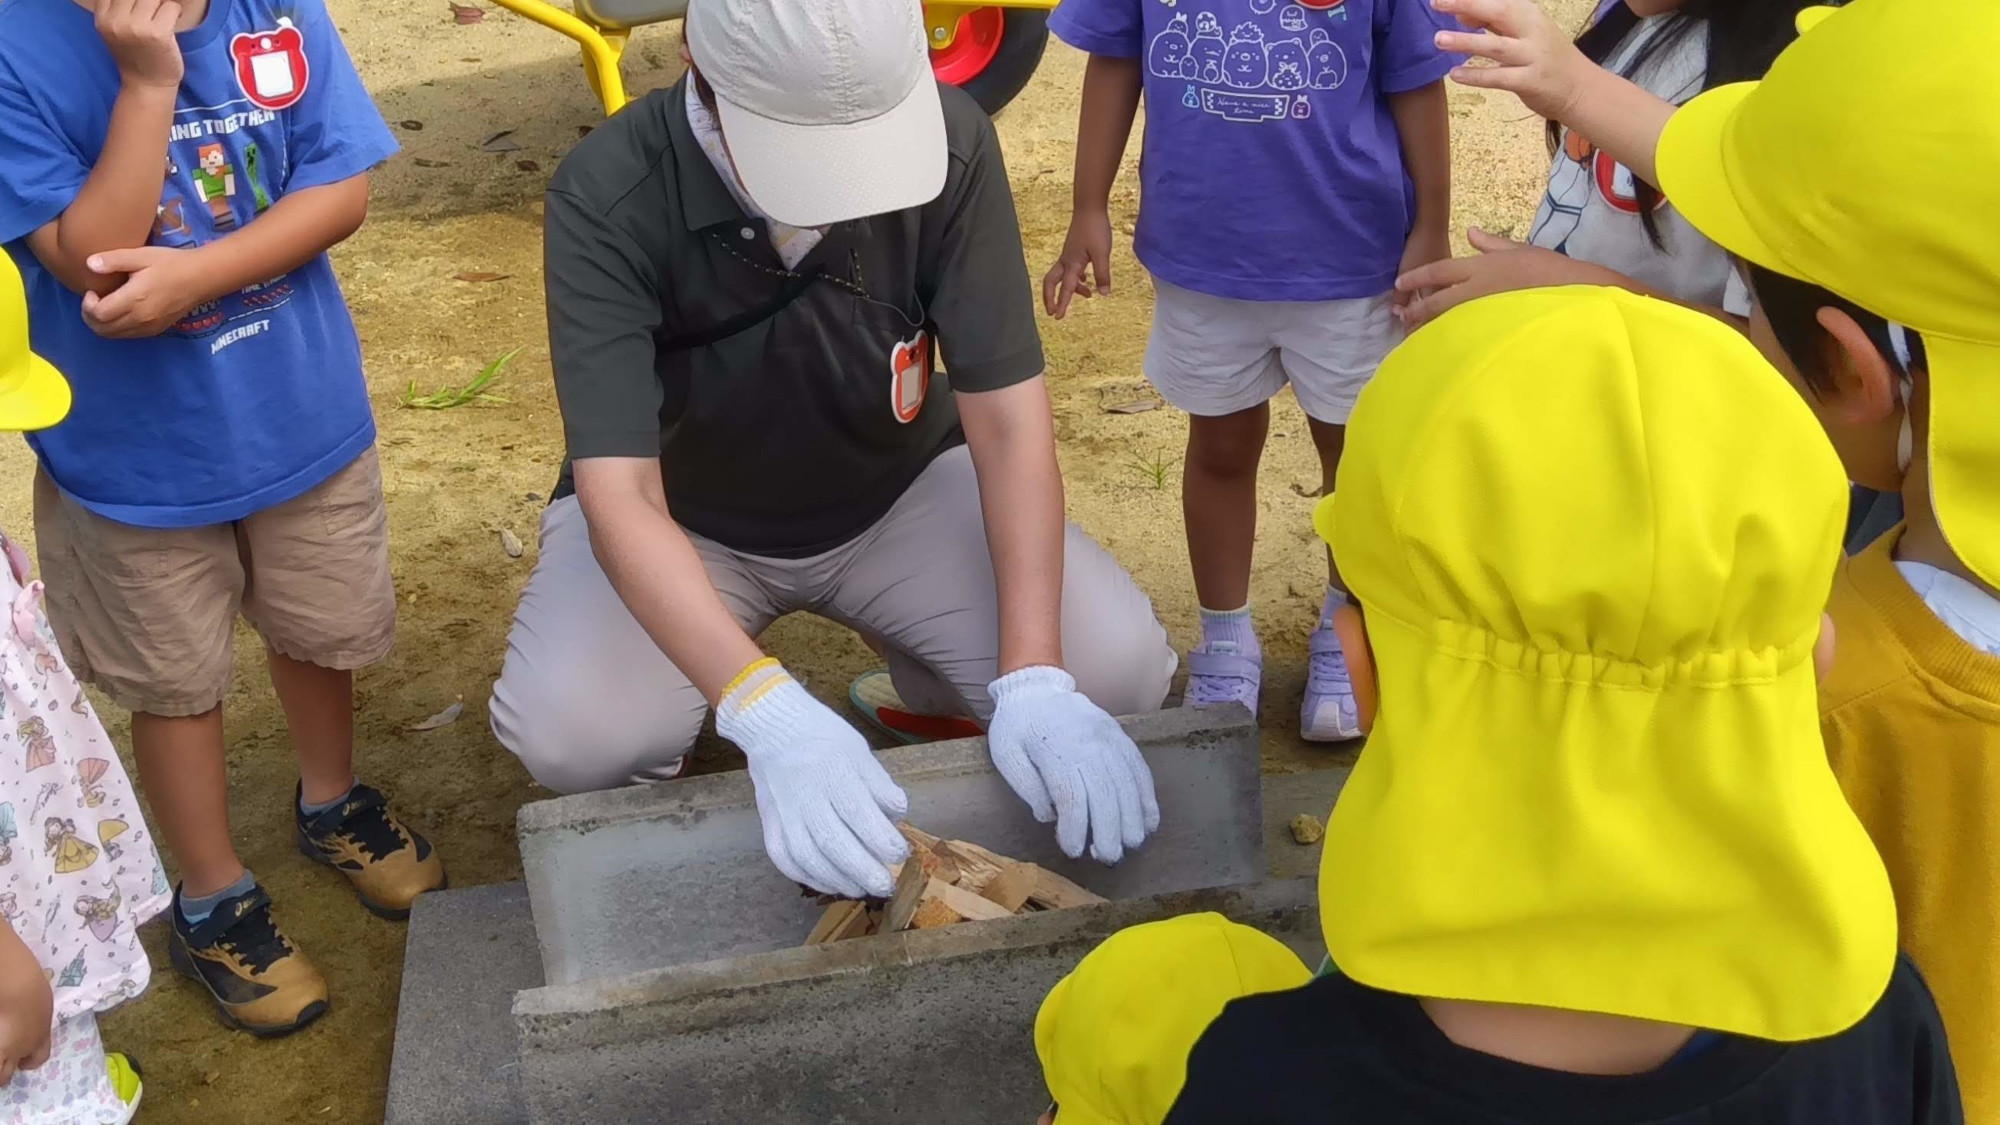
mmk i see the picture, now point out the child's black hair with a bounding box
[1744,262,1927,398]
[1551,0,1823,250]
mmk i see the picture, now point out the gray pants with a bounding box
[490,447,1178,793]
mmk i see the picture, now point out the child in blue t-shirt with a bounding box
[1043,0,1456,743]
[0,0,446,1038]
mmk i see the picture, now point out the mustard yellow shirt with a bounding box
[1823,529,2000,1123]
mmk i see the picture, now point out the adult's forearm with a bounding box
[961,380,1066,675]
[1071,55,1143,214]
[579,490,766,704]
[182,175,372,304]
[1389,80,1451,233]
[43,84,176,293]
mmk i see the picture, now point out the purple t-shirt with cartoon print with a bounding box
[1050,0,1458,301]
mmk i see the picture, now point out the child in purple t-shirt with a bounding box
[1044,0,1457,740]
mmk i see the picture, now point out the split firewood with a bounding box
[880,854,933,934]
[979,862,1038,912]
[805,825,1107,946]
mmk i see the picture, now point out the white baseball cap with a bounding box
[685,0,948,228]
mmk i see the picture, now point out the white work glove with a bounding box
[986,666,1160,865]
[714,660,911,899]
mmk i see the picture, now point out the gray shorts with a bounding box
[1143,280,1403,424]
[489,446,1178,793]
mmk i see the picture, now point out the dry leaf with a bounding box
[452,271,509,283]
[499,528,524,558]
[480,130,521,152]
[399,119,424,131]
[1102,399,1161,415]
[577,124,595,138]
[409,701,464,732]
[449,2,484,22]
[411,157,452,168]
[515,159,541,172]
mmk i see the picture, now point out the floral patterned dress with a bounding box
[0,530,167,1122]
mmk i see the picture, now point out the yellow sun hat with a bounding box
[1656,0,2000,589]
[1035,913,1310,1125]
[0,251,72,434]
[1310,285,1896,1042]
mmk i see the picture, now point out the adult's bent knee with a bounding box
[489,674,702,794]
[1069,611,1176,718]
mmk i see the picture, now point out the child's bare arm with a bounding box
[29,0,185,297]
[77,174,370,339]
[1041,54,1141,318]
[0,921,51,1086]
[1388,79,1452,306]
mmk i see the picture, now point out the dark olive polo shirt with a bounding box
[543,76,1045,557]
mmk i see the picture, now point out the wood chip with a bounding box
[924,878,1015,922]
[408,701,463,731]
[1027,867,1106,910]
[931,838,1006,893]
[499,528,523,557]
[1102,398,1162,415]
[909,897,963,930]
[880,856,931,934]
[411,157,453,168]
[979,862,1037,912]
[1289,813,1325,845]
[805,900,866,945]
[480,130,522,152]
[452,271,510,283]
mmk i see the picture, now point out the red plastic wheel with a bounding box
[928,6,1007,86]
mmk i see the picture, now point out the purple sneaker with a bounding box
[1301,625,1363,742]
[1182,643,1261,713]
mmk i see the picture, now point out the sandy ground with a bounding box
[0,0,1590,1118]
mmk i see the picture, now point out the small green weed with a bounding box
[1126,448,1175,491]
[401,347,520,410]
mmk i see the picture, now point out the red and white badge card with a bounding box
[889,331,932,424]
[231,18,310,112]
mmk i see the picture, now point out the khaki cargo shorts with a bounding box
[34,448,397,717]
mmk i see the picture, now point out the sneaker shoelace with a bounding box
[215,897,293,975]
[315,787,407,864]
[1186,671,1254,708]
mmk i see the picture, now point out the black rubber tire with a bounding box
[943,8,1051,117]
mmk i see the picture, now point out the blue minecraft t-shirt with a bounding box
[0,0,395,527]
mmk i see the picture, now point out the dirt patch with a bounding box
[0,1,1599,1119]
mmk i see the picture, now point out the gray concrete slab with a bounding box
[514,878,1319,1125]
[387,882,542,1125]
[517,705,1264,986]
[1262,766,1351,881]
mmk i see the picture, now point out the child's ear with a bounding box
[1330,604,1377,733]
[1815,307,1901,426]
[1813,612,1837,682]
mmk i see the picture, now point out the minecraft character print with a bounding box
[193,143,240,232]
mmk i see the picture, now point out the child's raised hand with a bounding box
[0,926,52,1087]
[94,0,185,92]
[1042,212,1114,320]
[80,246,206,339]
[1394,227,1613,330]
[1430,0,1592,123]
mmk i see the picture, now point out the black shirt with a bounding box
[1161,956,1962,1124]
[542,78,1046,556]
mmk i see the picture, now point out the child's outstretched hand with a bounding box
[81,247,206,339]
[1042,212,1113,320]
[1394,224,1453,315]
[0,925,52,1087]
[94,0,185,92]
[1430,0,1594,123]
[1394,227,1612,330]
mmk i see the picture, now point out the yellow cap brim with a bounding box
[1656,82,1792,278]
[0,354,73,433]
[1923,334,2000,590]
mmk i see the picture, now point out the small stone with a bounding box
[499,528,524,558]
[1289,813,1324,846]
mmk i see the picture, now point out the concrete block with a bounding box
[518,706,1262,986]
[387,882,543,1125]
[1262,766,1351,882]
[515,878,1318,1125]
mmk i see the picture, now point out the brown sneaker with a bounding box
[168,884,328,1038]
[295,782,447,919]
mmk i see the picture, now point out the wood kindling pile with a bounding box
[803,823,1107,946]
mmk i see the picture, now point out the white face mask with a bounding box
[1889,323,1916,473]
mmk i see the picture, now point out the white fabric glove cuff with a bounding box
[989,664,1075,705]
[715,659,817,751]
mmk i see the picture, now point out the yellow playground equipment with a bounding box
[486,0,1059,118]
